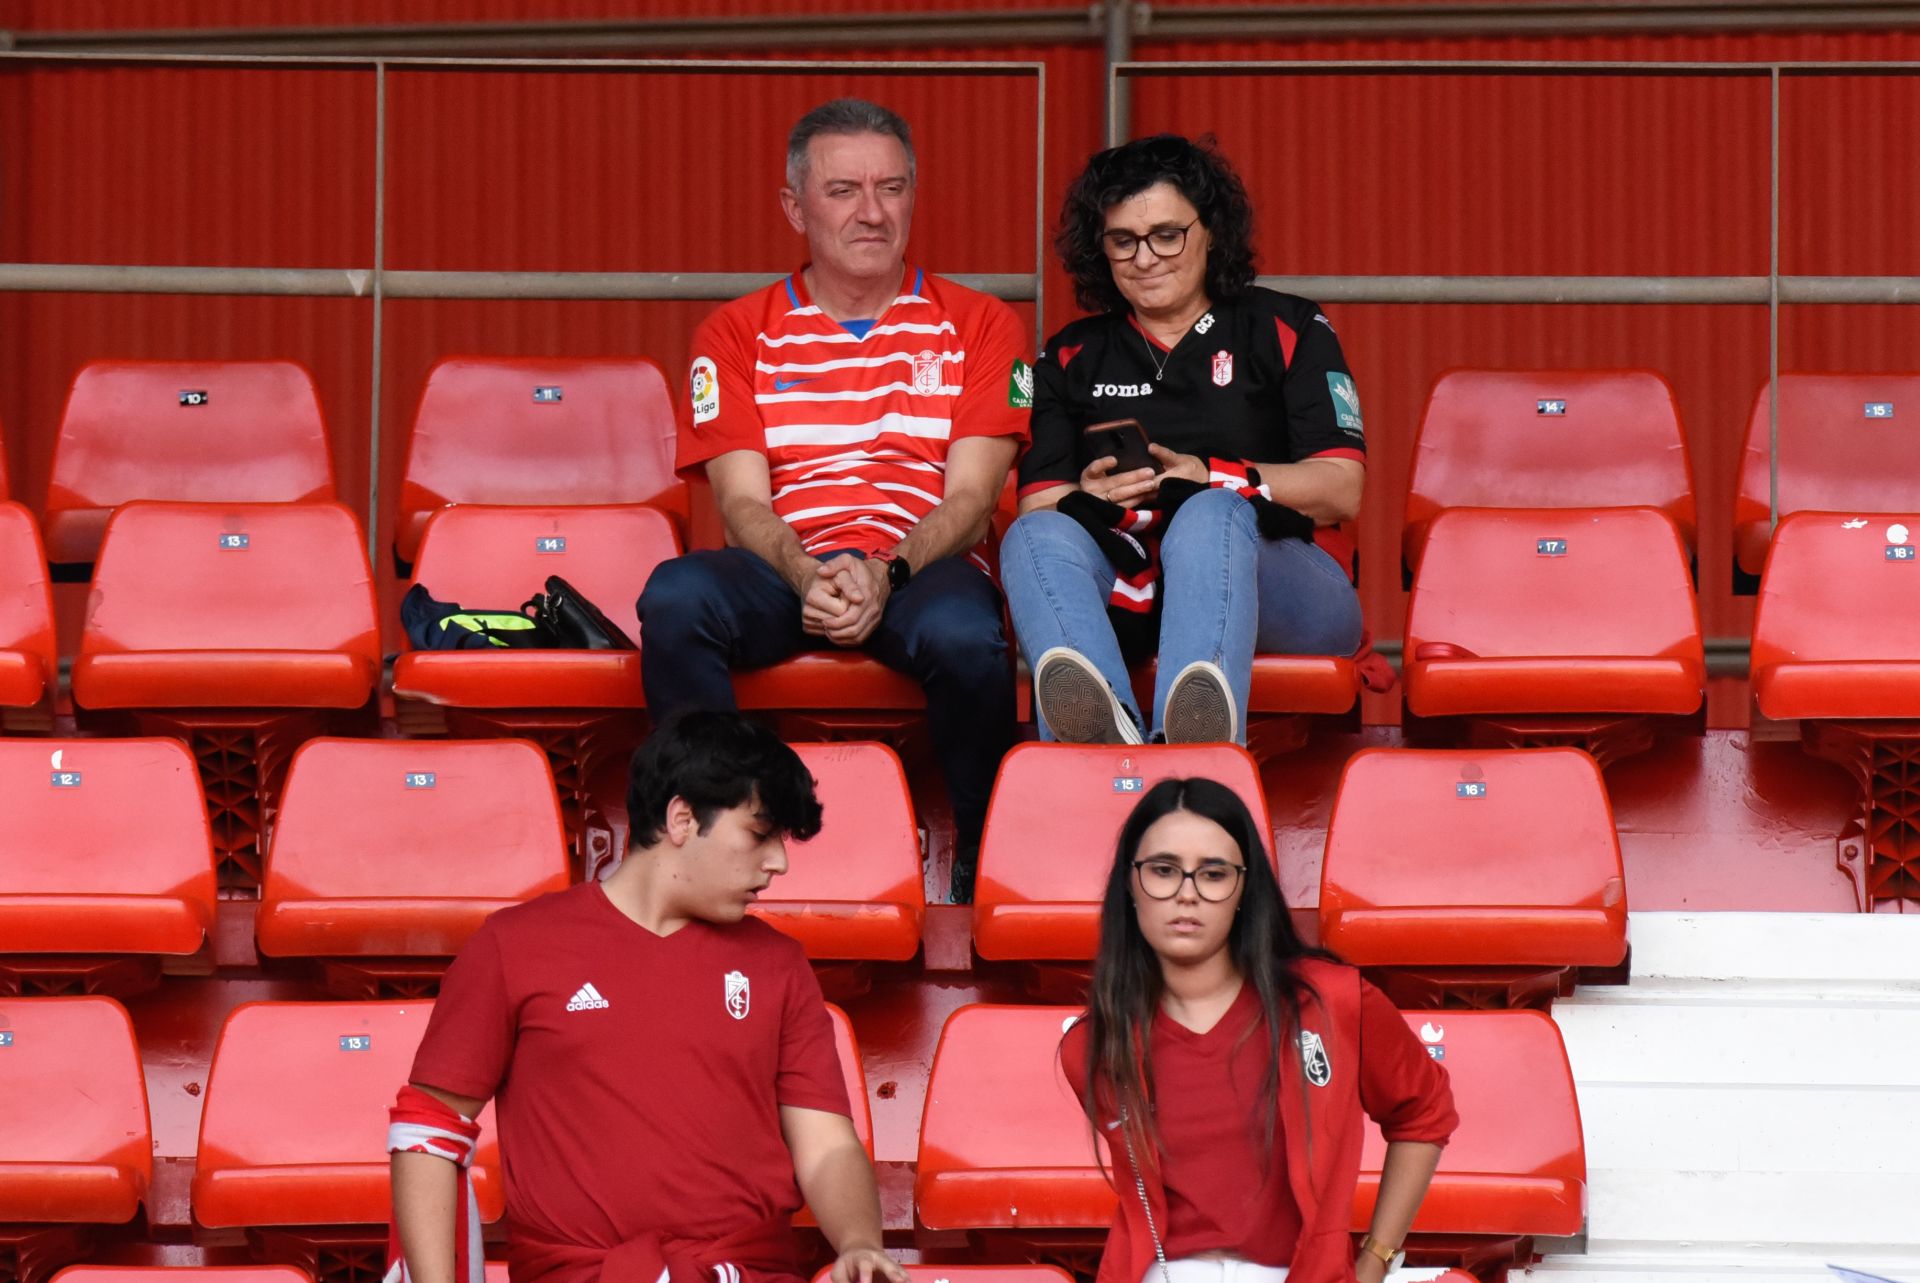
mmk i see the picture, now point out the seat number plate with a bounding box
[340,1035,372,1052]
[51,771,82,787]
[405,772,437,789]
[1456,781,1488,798]
[533,386,564,403]
[1113,776,1145,793]
[1537,538,1568,556]
[536,536,567,553]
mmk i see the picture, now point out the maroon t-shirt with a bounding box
[410,881,850,1250]
[1152,982,1304,1262]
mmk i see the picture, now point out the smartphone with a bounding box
[1083,418,1160,475]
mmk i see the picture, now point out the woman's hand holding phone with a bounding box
[1080,454,1161,509]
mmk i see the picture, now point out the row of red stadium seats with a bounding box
[0,359,1917,579]
[2,495,1913,730]
[0,735,1624,999]
[0,995,1578,1245]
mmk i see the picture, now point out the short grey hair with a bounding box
[785,98,916,190]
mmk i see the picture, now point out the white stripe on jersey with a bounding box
[772,452,943,477]
[755,320,959,348]
[773,476,945,507]
[757,380,963,405]
[754,350,966,375]
[782,499,920,524]
[1112,577,1156,605]
[764,413,954,448]
[805,516,911,549]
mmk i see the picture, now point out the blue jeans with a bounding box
[636,546,1014,846]
[999,488,1363,743]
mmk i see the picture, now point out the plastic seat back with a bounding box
[1405,369,1695,571]
[750,743,924,962]
[406,505,678,650]
[1751,510,1920,720]
[973,743,1270,961]
[914,1004,1113,1231]
[1735,374,1920,577]
[1357,1010,1585,1238]
[0,738,216,956]
[1404,507,1704,717]
[73,502,379,711]
[192,1000,504,1228]
[56,1269,312,1283]
[258,739,569,959]
[396,357,682,563]
[0,996,152,1223]
[0,502,56,709]
[44,360,335,563]
[1320,748,1626,968]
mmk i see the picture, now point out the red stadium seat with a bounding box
[192,1000,504,1229]
[749,743,924,963]
[1404,507,1704,725]
[393,504,679,712]
[1319,748,1627,1007]
[0,502,56,718]
[0,738,216,994]
[395,356,684,564]
[1404,369,1696,574]
[1751,511,1920,721]
[731,653,927,714]
[257,738,570,988]
[914,1004,1585,1249]
[72,502,378,712]
[1751,510,1920,905]
[794,1003,872,1230]
[973,743,1269,963]
[42,360,335,564]
[69,502,380,883]
[1356,1010,1585,1239]
[1734,374,1920,581]
[0,416,10,500]
[913,1004,1112,1233]
[55,1269,312,1283]
[0,997,151,1224]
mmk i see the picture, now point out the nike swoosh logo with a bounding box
[773,376,816,392]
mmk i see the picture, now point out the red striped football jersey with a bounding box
[678,266,1030,560]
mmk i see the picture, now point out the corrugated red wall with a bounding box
[4,5,1918,726]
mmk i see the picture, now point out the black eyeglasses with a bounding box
[1132,857,1245,902]
[1100,220,1198,262]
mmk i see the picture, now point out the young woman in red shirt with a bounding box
[1062,778,1458,1283]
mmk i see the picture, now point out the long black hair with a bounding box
[1055,133,1259,314]
[1077,777,1336,1171]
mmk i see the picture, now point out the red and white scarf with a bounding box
[386,1084,485,1283]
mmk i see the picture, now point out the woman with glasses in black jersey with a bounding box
[1004,135,1373,748]
[1061,778,1456,1283]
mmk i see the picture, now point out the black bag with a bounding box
[524,576,637,651]
[402,583,561,651]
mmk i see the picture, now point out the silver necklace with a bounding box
[1141,329,1177,381]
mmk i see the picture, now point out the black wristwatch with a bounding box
[875,551,913,591]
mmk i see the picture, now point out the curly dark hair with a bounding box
[1056,133,1259,314]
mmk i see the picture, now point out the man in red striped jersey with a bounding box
[638,99,1031,902]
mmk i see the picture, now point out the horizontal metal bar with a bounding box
[0,263,1040,302]
[1116,57,1920,75]
[1142,3,1920,42]
[0,49,1047,73]
[1261,275,1920,304]
[1261,275,1771,304]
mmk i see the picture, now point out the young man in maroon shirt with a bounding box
[391,711,906,1283]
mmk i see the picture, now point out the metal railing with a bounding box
[0,53,1049,562]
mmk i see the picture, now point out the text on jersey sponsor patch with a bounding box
[690,356,720,425]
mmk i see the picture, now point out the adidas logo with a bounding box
[565,982,610,1012]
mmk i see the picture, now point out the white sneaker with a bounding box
[1035,646,1142,745]
[1163,659,1238,744]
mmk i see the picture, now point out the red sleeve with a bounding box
[409,924,515,1102]
[951,293,1033,446]
[775,951,852,1117]
[676,301,768,481]
[1356,979,1458,1145]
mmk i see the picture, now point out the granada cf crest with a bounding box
[724,970,750,1020]
[1212,349,1234,387]
[1299,1029,1332,1086]
[912,349,943,396]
